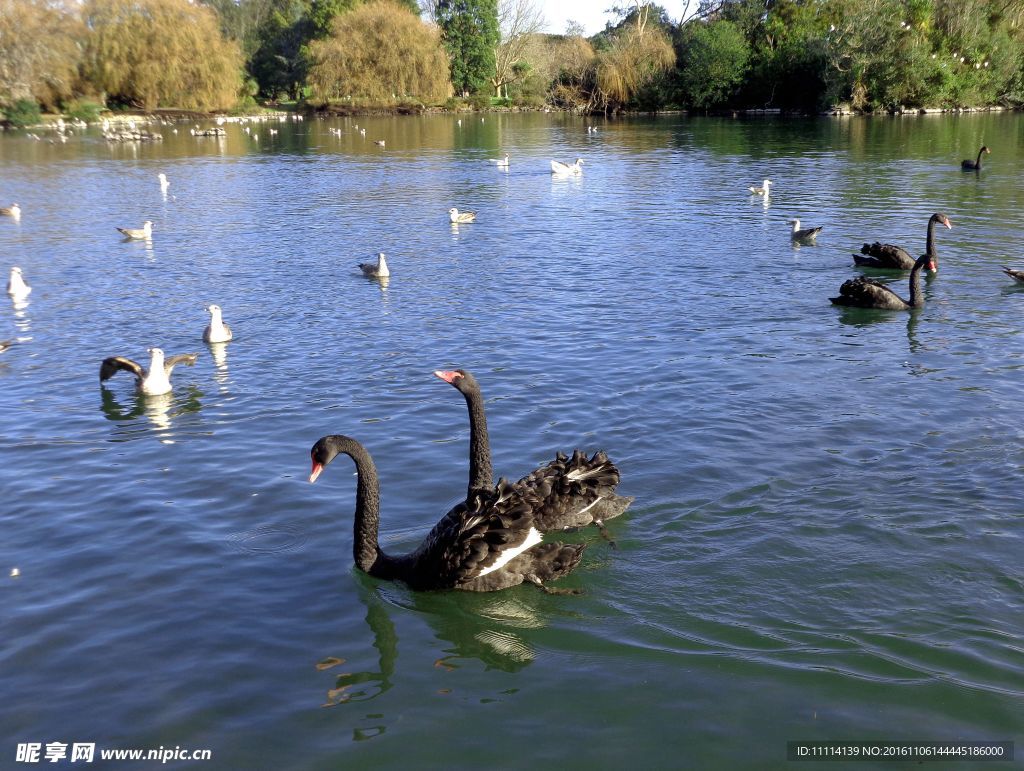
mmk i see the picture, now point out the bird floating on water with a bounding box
[100,347,198,396]
[551,159,584,176]
[358,252,390,278]
[489,154,510,168]
[961,145,990,170]
[449,208,477,224]
[7,267,31,300]
[203,304,233,343]
[789,219,822,243]
[854,213,952,271]
[117,221,153,240]
[374,139,386,147]
[749,179,772,195]
[1001,267,1024,284]
[158,173,169,195]
[0,203,20,219]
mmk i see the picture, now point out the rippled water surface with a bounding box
[2,113,1023,768]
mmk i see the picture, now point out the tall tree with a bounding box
[436,0,499,95]
[0,0,83,110]
[82,0,244,110]
[491,0,545,97]
[250,0,313,99]
[307,0,451,100]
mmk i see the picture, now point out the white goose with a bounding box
[449,208,477,224]
[117,220,153,240]
[359,253,390,278]
[551,158,584,176]
[203,304,233,343]
[7,266,31,300]
[100,347,198,396]
[749,179,773,196]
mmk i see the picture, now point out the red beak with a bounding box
[309,461,323,483]
[433,370,461,384]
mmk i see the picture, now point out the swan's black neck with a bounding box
[975,147,985,168]
[908,255,930,308]
[460,382,493,496]
[925,215,940,255]
[331,437,407,581]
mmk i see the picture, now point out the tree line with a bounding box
[1,0,1022,123]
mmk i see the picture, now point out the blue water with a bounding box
[1,112,1022,769]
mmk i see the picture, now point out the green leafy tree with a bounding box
[250,0,313,99]
[436,0,500,95]
[677,20,749,108]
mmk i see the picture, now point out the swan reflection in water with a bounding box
[99,384,203,437]
[319,578,547,714]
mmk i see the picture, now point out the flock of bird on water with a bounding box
[2,137,1016,594]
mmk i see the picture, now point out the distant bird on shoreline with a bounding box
[789,219,822,243]
[100,347,198,396]
[117,221,153,240]
[359,253,390,278]
[961,145,990,170]
[449,208,476,224]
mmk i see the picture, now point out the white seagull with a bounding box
[99,347,198,396]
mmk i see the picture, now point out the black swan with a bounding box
[100,348,198,396]
[831,253,936,310]
[308,434,585,593]
[854,213,952,270]
[1002,267,1024,284]
[433,369,633,541]
[961,146,990,170]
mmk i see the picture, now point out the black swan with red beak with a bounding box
[434,369,633,542]
[854,213,952,270]
[309,435,586,593]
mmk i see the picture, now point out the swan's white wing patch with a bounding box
[477,527,542,577]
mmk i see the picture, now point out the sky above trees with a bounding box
[536,0,692,35]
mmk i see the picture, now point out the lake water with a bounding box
[2,112,1022,769]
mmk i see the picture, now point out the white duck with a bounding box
[551,158,584,176]
[749,179,773,195]
[449,208,477,224]
[359,253,390,278]
[203,304,233,343]
[100,347,198,396]
[7,267,31,300]
[117,220,153,240]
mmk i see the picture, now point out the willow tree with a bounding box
[592,3,675,112]
[82,0,244,111]
[0,0,83,110]
[306,0,452,102]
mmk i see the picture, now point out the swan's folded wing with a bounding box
[433,480,540,586]
[835,276,899,304]
[512,449,630,531]
[163,353,198,375]
[100,356,144,381]
[859,242,913,267]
